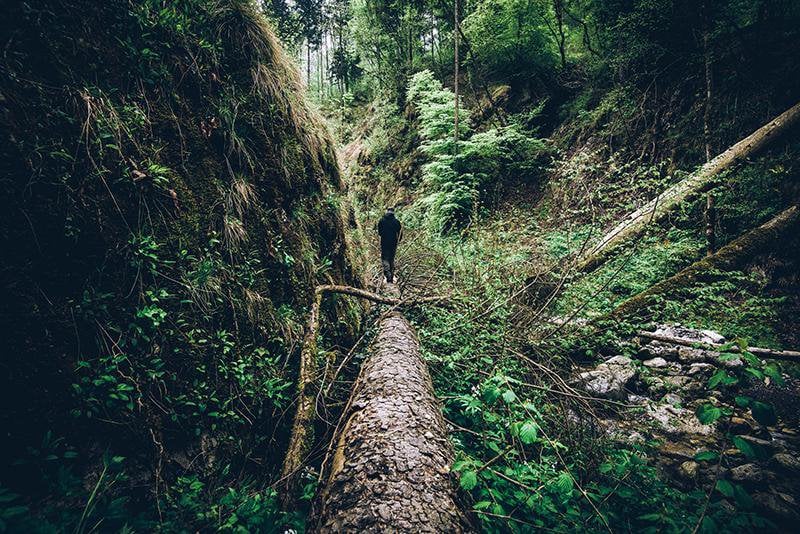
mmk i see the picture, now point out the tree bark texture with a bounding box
[312,284,472,532]
[280,285,449,509]
[578,101,800,273]
[608,205,799,320]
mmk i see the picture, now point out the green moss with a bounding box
[0,0,358,529]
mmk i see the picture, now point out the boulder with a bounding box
[730,463,771,484]
[647,404,716,436]
[770,453,800,473]
[579,356,636,400]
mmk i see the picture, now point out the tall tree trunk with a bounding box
[311,285,472,532]
[553,0,567,70]
[577,101,800,272]
[307,41,312,89]
[453,0,460,156]
[702,6,716,255]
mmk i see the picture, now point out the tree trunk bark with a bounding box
[453,0,460,156]
[280,285,450,509]
[577,102,800,273]
[311,284,472,532]
[607,205,799,320]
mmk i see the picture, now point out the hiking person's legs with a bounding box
[381,241,397,283]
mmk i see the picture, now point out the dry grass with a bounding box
[223,0,341,186]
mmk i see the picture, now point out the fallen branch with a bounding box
[279,283,448,509]
[637,331,800,363]
[578,102,800,273]
[606,205,799,321]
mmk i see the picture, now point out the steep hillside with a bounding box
[0,0,356,529]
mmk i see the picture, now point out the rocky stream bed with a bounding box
[575,325,800,526]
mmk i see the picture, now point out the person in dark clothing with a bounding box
[377,207,402,283]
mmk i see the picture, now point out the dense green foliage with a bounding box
[2,0,799,531]
[1,0,356,530]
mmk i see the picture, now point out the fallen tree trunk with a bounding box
[311,284,472,532]
[637,331,800,363]
[607,205,799,320]
[578,102,800,273]
[280,284,450,509]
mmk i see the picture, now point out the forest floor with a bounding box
[333,107,800,531]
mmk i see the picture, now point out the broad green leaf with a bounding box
[460,470,478,491]
[519,421,538,444]
[483,385,501,404]
[741,351,760,366]
[751,401,778,426]
[473,500,491,510]
[734,396,752,408]
[763,364,784,386]
[708,370,737,389]
[695,404,723,424]
[732,436,760,459]
[502,389,517,403]
[744,367,764,380]
[555,472,574,495]
[733,484,754,509]
[715,480,734,498]
[694,450,718,462]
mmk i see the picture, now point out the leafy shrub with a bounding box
[407,70,547,233]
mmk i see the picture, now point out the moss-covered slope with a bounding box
[0,0,355,528]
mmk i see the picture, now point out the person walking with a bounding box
[377,207,402,283]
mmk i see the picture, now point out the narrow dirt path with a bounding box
[312,283,472,532]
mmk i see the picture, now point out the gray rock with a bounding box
[647,404,716,436]
[752,492,799,521]
[679,460,699,480]
[735,434,779,453]
[663,393,683,406]
[770,453,800,473]
[653,324,725,345]
[687,363,715,376]
[643,357,670,368]
[579,356,636,400]
[677,347,712,364]
[730,463,771,484]
[638,342,679,361]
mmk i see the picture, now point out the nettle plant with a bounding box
[693,340,782,509]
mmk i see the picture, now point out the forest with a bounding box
[1,0,799,531]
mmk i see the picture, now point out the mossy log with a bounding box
[608,205,799,320]
[578,102,800,273]
[310,283,472,532]
[280,284,450,509]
